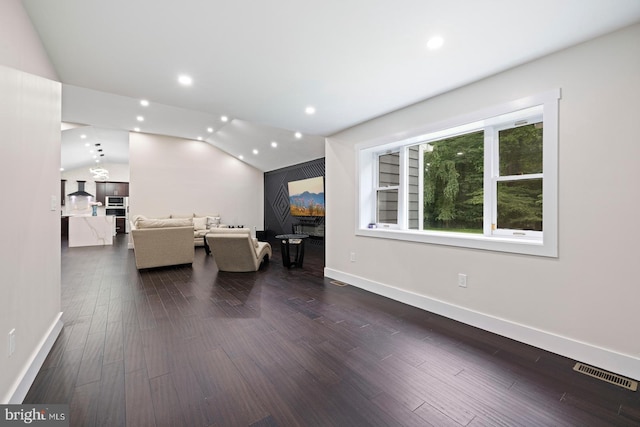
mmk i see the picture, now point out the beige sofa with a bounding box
[130,218,195,269]
[131,213,225,247]
[205,228,271,272]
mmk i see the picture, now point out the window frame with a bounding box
[374,150,402,227]
[488,114,544,239]
[356,90,560,257]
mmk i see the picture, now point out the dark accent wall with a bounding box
[264,158,325,244]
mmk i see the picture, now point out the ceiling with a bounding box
[23,0,640,172]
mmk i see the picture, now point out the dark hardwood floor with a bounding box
[24,235,639,426]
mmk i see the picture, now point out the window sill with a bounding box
[355,227,556,257]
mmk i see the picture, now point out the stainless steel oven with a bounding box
[105,196,129,233]
[105,208,126,216]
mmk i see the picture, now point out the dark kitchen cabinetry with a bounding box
[115,217,126,234]
[61,216,68,238]
[96,182,106,204]
[61,179,66,206]
[95,181,129,204]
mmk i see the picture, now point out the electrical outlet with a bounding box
[350,251,356,262]
[8,329,15,357]
[458,273,467,288]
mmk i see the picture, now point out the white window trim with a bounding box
[418,144,426,230]
[355,89,560,257]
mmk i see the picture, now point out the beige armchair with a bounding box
[205,228,271,272]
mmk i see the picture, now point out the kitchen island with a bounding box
[68,215,115,247]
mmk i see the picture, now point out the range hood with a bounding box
[68,180,94,197]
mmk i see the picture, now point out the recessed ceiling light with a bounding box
[305,106,316,115]
[294,132,302,139]
[197,136,203,141]
[136,116,144,122]
[134,127,140,132]
[238,155,244,160]
[80,134,86,139]
[221,115,228,122]
[95,159,100,163]
[60,167,64,172]
[84,143,90,147]
[140,99,149,107]
[89,150,94,154]
[427,36,444,50]
[178,74,193,86]
[252,149,259,155]
[207,127,214,133]
[271,141,278,148]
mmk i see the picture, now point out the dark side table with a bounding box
[275,234,309,268]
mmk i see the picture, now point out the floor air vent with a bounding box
[573,363,637,391]
[330,280,349,287]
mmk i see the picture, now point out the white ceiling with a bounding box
[23,0,640,172]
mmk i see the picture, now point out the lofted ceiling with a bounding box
[23,0,640,172]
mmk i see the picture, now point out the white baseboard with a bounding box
[324,268,640,381]
[6,313,63,403]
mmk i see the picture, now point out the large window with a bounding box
[357,90,559,257]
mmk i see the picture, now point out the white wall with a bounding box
[326,24,640,380]
[0,0,63,403]
[0,65,62,403]
[129,132,264,229]
[0,0,58,80]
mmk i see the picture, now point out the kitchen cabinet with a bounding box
[107,182,128,196]
[61,216,68,238]
[95,181,129,204]
[96,182,106,204]
[61,179,66,206]
[115,217,126,234]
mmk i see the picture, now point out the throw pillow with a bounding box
[206,216,221,228]
[193,217,207,231]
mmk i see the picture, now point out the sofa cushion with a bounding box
[207,227,257,246]
[137,218,193,229]
[195,212,219,219]
[208,227,250,235]
[171,214,193,219]
[132,214,147,228]
[193,216,207,230]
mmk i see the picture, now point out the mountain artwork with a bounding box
[287,177,325,217]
